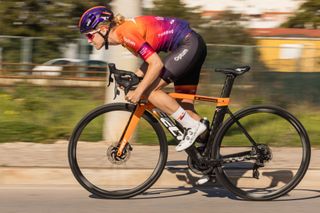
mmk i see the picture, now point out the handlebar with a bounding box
[107,63,142,99]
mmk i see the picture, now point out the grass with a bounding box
[0,83,320,147]
[0,83,104,143]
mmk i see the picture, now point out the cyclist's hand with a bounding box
[125,89,143,104]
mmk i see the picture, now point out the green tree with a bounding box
[202,11,254,45]
[144,3,266,70]
[144,0,205,29]
[282,0,320,29]
[0,0,111,63]
[0,0,110,39]
[201,11,262,68]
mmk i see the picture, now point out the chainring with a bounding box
[187,148,213,175]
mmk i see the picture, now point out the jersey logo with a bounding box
[158,29,174,38]
[174,49,189,61]
[123,37,136,47]
[155,16,165,21]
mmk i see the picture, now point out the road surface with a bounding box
[1,184,320,213]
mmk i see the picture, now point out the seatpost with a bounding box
[220,74,236,98]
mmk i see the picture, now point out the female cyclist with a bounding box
[78,6,207,152]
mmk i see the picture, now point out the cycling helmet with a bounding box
[78,6,114,34]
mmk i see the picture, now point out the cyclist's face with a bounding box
[85,28,105,50]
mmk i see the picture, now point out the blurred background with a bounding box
[0,0,319,145]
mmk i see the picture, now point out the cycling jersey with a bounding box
[140,31,207,94]
[114,16,192,60]
[114,16,207,95]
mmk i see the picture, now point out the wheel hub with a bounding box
[107,144,131,165]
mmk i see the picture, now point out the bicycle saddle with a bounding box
[215,66,251,76]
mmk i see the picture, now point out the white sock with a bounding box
[171,107,199,129]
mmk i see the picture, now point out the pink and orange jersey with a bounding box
[114,16,192,61]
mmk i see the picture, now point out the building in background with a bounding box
[185,0,306,28]
[250,28,320,72]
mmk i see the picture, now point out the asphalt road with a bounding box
[1,185,320,213]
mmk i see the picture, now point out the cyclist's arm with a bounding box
[117,28,163,94]
[135,53,163,95]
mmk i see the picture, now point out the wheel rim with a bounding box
[214,106,310,200]
[68,104,167,198]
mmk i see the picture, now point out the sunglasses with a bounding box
[85,29,101,41]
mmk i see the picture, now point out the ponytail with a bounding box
[113,13,125,25]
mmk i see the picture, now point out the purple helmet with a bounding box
[78,6,114,34]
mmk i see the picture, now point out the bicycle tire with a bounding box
[68,103,168,199]
[213,105,311,201]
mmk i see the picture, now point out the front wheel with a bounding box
[68,103,168,199]
[213,105,311,200]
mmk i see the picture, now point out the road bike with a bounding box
[68,63,311,200]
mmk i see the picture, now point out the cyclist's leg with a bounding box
[143,77,206,144]
[142,32,207,151]
[141,31,207,116]
[143,77,180,114]
[166,31,207,120]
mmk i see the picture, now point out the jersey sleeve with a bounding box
[117,25,155,61]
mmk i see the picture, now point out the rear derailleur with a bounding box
[251,144,272,179]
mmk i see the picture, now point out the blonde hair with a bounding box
[113,13,125,25]
[96,13,125,30]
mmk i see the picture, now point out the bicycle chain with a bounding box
[222,155,255,164]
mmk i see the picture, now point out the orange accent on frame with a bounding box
[117,104,146,156]
[168,93,230,106]
[169,93,196,100]
[216,98,230,106]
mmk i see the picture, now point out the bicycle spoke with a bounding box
[228,110,257,146]
[215,106,310,201]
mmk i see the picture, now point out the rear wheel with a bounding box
[68,103,168,199]
[213,105,311,200]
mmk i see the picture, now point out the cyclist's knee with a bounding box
[146,89,161,100]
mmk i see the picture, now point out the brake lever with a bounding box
[113,83,120,100]
[107,72,114,87]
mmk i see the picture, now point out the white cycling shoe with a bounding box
[175,122,207,152]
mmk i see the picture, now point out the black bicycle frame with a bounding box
[153,74,239,167]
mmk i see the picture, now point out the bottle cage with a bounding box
[107,63,142,99]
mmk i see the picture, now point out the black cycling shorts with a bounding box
[140,31,207,94]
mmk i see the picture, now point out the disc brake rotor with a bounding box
[107,144,131,165]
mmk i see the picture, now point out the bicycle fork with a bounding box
[115,102,181,157]
[116,104,146,157]
[115,102,201,163]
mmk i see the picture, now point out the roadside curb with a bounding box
[1,142,319,189]
[1,167,319,188]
